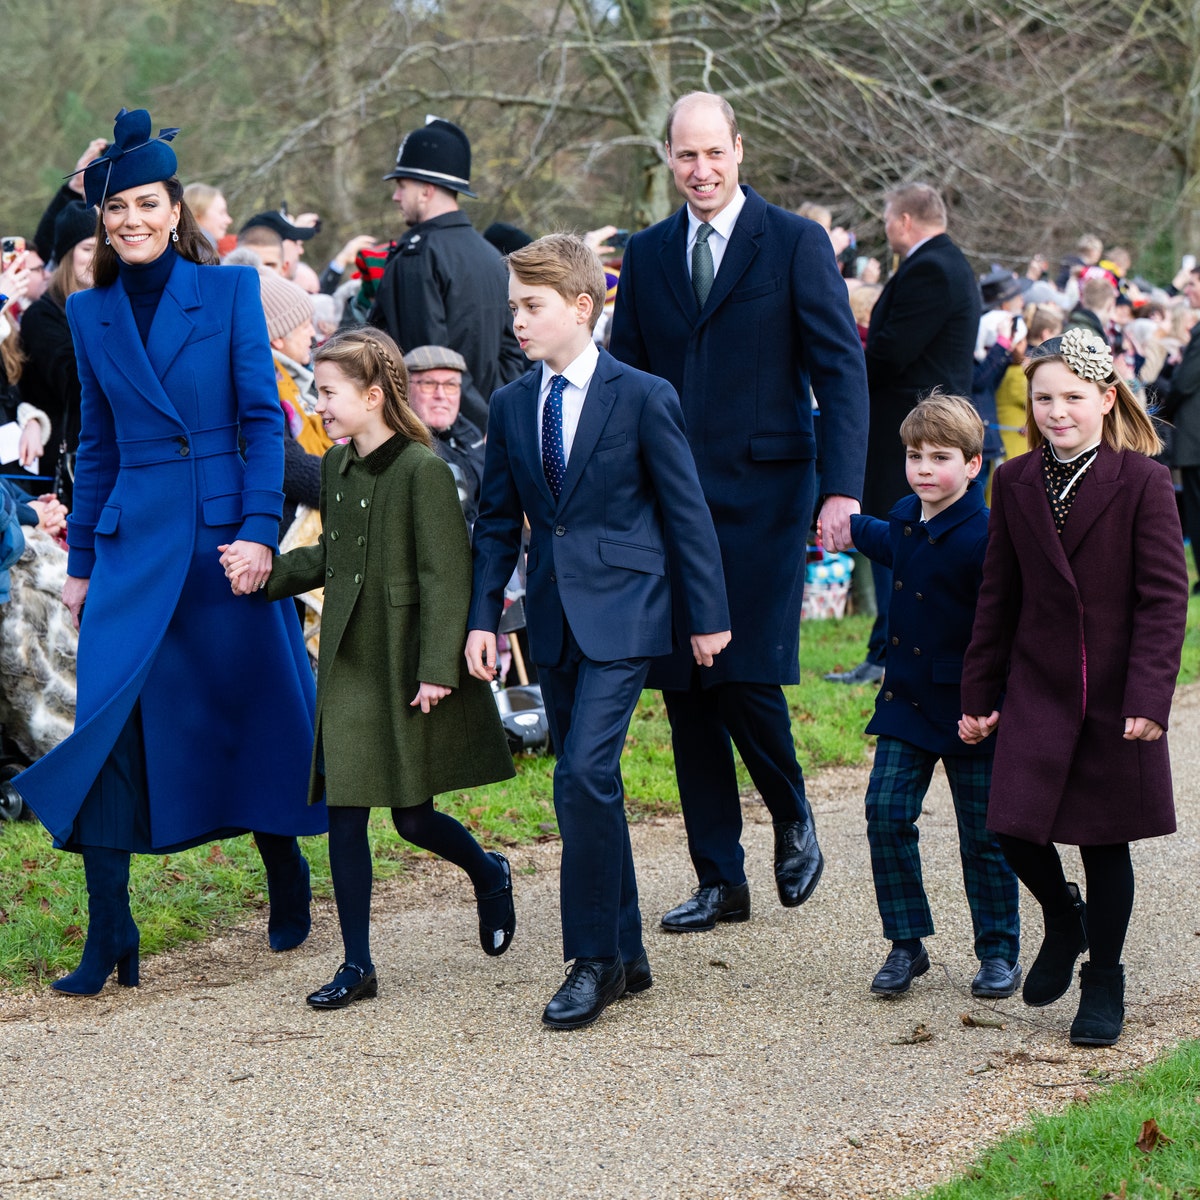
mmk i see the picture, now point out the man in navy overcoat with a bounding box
[609,92,869,931]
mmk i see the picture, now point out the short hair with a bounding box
[1077,233,1103,258]
[183,182,221,220]
[1023,302,1064,344]
[796,201,832,230]
[899,394,984,461]
[1080,276,1117,311]
[848,283,882,326]
[506,234,606,331]
[883,182,947,229]
[238,225,283,252]
[665,92,739,146]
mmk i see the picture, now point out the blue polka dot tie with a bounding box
[542,373,568,500]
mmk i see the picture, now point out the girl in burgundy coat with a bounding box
[960,326,1188,1047]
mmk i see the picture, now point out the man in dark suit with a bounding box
[467,234,730,1029]
[609,92,869,933]
[826,182,980,686]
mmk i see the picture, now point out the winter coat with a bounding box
[267,435,514,809]
[961,444,1188,845]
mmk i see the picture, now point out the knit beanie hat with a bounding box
[257,269,314,341]
[54,201,97,263]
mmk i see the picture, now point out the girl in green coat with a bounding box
[225,328,516,1010]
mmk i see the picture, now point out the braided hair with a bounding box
[313,327,432,448]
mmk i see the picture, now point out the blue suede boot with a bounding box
[256,833,312,951]
[52,846,139,995]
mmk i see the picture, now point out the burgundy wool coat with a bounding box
[961,444,1188,846]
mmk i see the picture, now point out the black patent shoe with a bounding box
[476,852,516,957]
[870,944,930,996]
[621,949,653,997]
[971,958,1022,999]
[542,957,626,1030]
[661,881,751,932]
[774,811,825,907]
[306,962,378,1010]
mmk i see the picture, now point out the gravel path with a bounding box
[2,687,1198,1199]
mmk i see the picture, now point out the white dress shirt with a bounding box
[537,340,600,465]
[685,185,747,281]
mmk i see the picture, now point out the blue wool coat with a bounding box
[16,255,325,849]
[850,480,992,758]
[609,186,869,687]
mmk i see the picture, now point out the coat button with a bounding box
[928,535,936,544]
[177,438,189,456]
[330,530,339,540]
[913,646,922,656]
[893,580,903,591]
[335,492,343,502]
[915,592,923,600]
[554,525,566,536]
[357,535,365,546]
[550,573,557,583]
[327,567,334,577]
[360,498,369,508]
[883,690,894,701]
[903,525,912,536]
[354,573,362,584]
[891,635,900,646]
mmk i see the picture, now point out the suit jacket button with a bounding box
[915,592,923,600]
[912,646,922,656]
[550,573,557,583]
[928,535,936,544]
[890,635,900,646]
[903,525,912,536]
[330,530,339,540]
[554,525,566,536]
[893,580,903,591]
[883,690,894,701]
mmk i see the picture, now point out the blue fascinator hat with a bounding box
[75,108,181,209]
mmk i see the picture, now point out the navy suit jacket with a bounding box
[468,347,729,666]
[850,480,991,758]
[609,186,869,686]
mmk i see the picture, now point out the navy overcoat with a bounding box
[961,446,1188,845]
[609,186,869,687]
[16,255,324,849]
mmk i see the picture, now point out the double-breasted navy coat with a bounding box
[961,445,1188,845]
[850,480,993,759]
[16,254,324,849]
[609,186,869,688]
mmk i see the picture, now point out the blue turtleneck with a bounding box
[118,246,177,346]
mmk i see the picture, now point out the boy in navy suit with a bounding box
[466,234,730,1029]
[846,395,1020,999]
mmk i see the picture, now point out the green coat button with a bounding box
[354,573,363,584]
[330,530,339,540]
[335,492,343,502]
[327,567,334,577]
[357,535,365,546]
[360,498,369,508]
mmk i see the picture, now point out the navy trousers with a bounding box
[539,627,649,963]
[663,675,806,888]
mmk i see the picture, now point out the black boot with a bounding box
[1023,881,1088,1007]
[52,846,139,995]
[1070,962,1125,1046]
[255,833,312,951]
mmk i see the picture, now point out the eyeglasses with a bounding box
[412,378,461,396]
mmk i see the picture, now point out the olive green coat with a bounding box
[267,435,515,808]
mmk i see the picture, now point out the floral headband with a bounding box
[1057,326,1114,383]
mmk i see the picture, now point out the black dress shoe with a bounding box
[823,660,884,685]
[870,944,930,995]
[774,812,824,907]
[621,950,653,997]
[306,962,378,1010]
[542,957,626,1029]
[971,958,1022,999]
[661,882,751,932]
[476,851,516,957]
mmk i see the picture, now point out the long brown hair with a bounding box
[91,176,217,288]
[313,328,432,448]
[47,243,93,307]
[0,314,23,383]
[1023,353,1161,456]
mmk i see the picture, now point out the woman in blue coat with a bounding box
[15,109,325,994]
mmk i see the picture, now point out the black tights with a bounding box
[996,835,1134,969]
[326,801,502,969]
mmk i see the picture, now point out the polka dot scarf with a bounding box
[1042,444,1099,534]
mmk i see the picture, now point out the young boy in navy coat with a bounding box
[847,395,1020,999]
[466,234,730,1030]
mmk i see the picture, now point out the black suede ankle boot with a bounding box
[1069,962,1125,1046]
[1023,881,1088,1007]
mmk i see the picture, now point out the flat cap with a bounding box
[403,344,467,373]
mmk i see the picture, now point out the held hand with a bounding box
[218,541,273,595]
[465,630,499,682]
[1124,716,1163,741]
[691,630,731,667]
[817,494,861,553]
[958,711,1000,744]
[32,494,68,537]
[410,682,452,714]
[62,575,89,630]
[18,420,44,466]
[69,138,109,195]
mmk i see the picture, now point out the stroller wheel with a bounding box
[0,763,25,822]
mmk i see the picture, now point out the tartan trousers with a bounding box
[865,736,1020,963]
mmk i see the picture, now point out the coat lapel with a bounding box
[512,369,556,510]
[145,255,202,383]
[696,187,762,322]
[1059,443,1124,560]
[99,278,181,424]
[554,353,617,511]
[656,206,696,322]
[1006,448,1077,589]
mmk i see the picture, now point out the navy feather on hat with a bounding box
[77,108,180,209]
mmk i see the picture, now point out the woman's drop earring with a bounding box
[171,226,179,243]
[104,235,110,245]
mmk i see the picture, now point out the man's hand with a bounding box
[691,630,731,667]
[818,494,861,552]
[465,630,499,681]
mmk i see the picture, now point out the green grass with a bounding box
[915,1040,1200,1199]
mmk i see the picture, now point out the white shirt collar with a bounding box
[686,185,746,246]
[540,339,599,394]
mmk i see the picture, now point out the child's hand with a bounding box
[691,630,731,667]
[411,682,452,713]
[465,630,499,682]
[1123,716,1163,741]
[959,711,1000,744]
[31,494,67,537]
